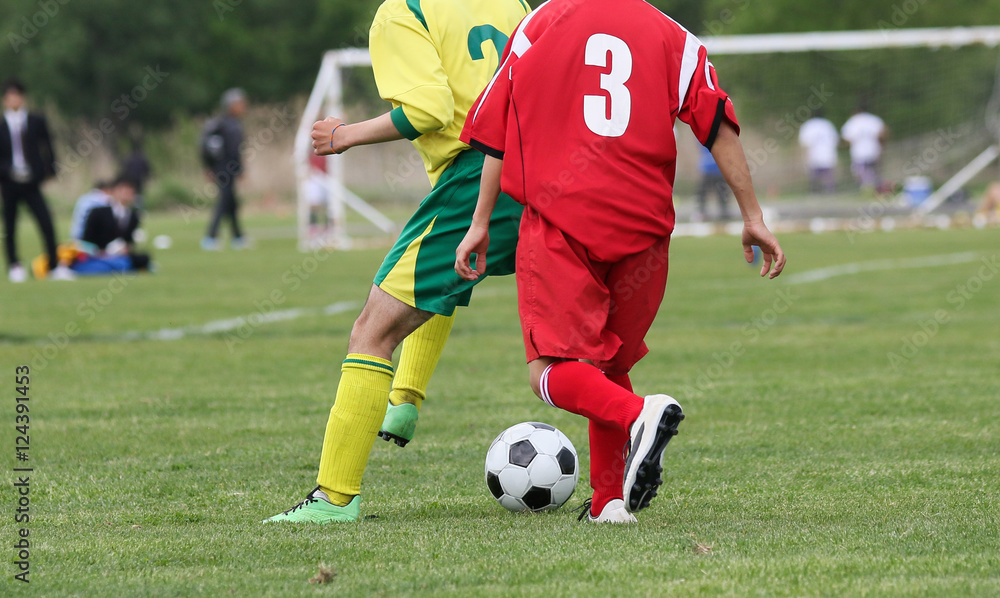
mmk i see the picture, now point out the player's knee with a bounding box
[528,371,543,399]
[527,360,552,399]
[346,316,373,352]
[347,311,397,355]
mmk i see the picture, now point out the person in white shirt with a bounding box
[74,176,151,274]
[798,109,839,194]
[841,101,887,191]
[0,78,72,281]
[79,176,141,253]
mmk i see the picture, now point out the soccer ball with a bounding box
[485,422,578,512]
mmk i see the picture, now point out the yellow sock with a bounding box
[389,313,455,411]
[317,354,393,506]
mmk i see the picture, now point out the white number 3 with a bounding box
[584,34,633,138]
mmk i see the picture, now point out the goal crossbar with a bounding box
[704,26,1000,55]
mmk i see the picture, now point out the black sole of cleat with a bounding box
[627,405,684,512]
[377,430,410,448]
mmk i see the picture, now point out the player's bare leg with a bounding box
[315,286,432,497]
[265,286,432,523]
[349,285,435,358]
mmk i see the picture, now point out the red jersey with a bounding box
[462,0,739,262]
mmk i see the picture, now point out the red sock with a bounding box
[541,362,642,515]
[605,372,633,393]
[589,370,633,514]
[589,420,628,515]
[541,361,643,433]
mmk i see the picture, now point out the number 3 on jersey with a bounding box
[584,34,633,138]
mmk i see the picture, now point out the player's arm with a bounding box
[311,114,403,156]
[312,5,456,156]
[676,43,785,278]
[455,13,524,281]
[710,122,786,279]
[455,155,503,281]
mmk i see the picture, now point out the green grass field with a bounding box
[1,213,998,597]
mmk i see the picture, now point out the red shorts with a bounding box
[516,207,670,376]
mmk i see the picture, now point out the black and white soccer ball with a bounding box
[485,422,578,512]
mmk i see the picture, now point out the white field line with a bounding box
[119,300,360,341]
[785,252,981,285]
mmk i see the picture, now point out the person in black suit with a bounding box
[78,176,149,272]
[0,78,70,282]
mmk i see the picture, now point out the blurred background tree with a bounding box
[1,0,993,123]
[0,0,381,124]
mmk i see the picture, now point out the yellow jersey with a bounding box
[370,0,530,186]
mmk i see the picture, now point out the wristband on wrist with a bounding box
[330,123,348,153]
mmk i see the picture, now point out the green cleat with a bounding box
[378,402,419,447]
[262,487,360,523]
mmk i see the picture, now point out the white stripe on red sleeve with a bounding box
[677,31,703,114]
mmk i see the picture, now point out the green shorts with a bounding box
[374,150,522,316]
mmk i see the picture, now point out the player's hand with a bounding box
[312,116,347,156]
[455,223,490,281]
[742,220,786,279]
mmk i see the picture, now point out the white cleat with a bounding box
[47,265,76,281]
[583,499,637,524]
[8,264,27,283]
[623,394,684,513]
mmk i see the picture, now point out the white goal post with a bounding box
[295,48,395,251]
[296,26,1000,250]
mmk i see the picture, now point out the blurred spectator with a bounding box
[74,176,150,273]
[305,153,330,236]
[798,109,839,194]
[121,136,152,209]
[201,88,248,250]
[1,77,73,282]
[70,180,113,241]
[841,100,887,191]
[694,144,730,221]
